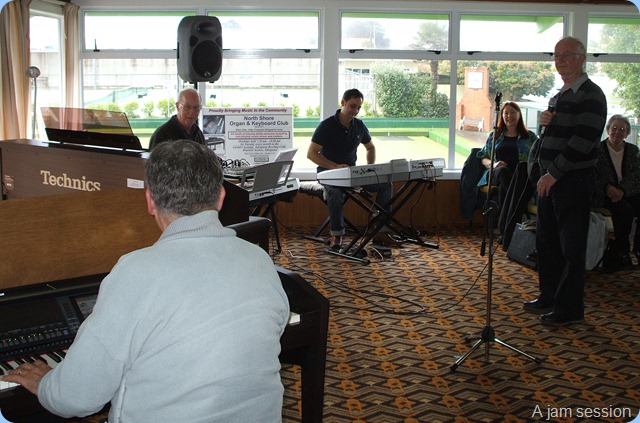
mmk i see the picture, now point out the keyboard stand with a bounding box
[327,178,439,264]
[250,189,297,253]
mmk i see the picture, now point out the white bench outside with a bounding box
[458,116,484,132]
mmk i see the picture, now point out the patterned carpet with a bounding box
[274,225,640,423]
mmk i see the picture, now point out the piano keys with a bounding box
[317,158,445,187]
[1,350,67,392]
[0,274,104,396]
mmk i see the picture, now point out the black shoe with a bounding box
[619,253,634,270]
[540,311,584,327]
[523,298,553,314]
[330,236,343,250]
[604,251,634,271]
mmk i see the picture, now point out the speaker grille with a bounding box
[192,41,223,79]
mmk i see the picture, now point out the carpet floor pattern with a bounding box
[275,226,640,423]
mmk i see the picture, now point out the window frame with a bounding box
[72,2,639,175]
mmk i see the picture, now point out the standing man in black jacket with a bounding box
[523,36,607,326]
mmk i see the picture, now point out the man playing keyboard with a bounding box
[307,88,401,250]
[2,140,289,422]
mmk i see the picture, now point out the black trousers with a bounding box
[605,194,640,254]
[536,169,594,319]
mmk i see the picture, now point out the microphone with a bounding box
[540,97,557,136]
[26,66,41,79]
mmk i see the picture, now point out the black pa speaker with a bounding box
[177,16,223,83]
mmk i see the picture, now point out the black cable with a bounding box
[283,249,427,316]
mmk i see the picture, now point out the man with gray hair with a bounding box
[523,36,607,326]
[4,140,290,422]
[149,87,206,149]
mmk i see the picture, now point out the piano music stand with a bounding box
[329,177,439,264]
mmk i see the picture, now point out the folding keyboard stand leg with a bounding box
[387,179,439,249]
[325,190,376,264]
[357,180,438,250]
[304,216,331,244]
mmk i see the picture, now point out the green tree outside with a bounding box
[599,23,640,118]
[488,62,556,101]
[124,101,140,118]
[142,101,155,118]
[372,62,448,118]
[157,99,173,118]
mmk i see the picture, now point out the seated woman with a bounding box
[476,101,538,229]
[593,114,640,271]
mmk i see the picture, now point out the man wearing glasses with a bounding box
[149,88,206,149]
[523,36,607,326]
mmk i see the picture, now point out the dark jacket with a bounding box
[593,139,640,207]
[460,148,484,221]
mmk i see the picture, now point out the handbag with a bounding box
[585,212,607,270]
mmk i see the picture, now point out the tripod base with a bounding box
[450,325,542,372]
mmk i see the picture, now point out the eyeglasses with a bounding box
[179,103,202,112]
[610,125,628,133]
[553,52,581,60]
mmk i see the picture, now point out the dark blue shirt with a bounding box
[311,109,372,172]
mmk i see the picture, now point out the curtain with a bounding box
[63,2,80,108]
[0,0,32,140]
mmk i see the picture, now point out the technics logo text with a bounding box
[40,170,101,192]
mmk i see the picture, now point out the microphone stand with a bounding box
[451,92,541,371]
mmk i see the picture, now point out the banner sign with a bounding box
[202,107,293,165]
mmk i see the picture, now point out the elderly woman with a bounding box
[593,114,640,270]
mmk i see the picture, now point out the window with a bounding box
[454,60,557,161]
[460,14,564,53]
[588,16,640,54]
[71,5,639,169]
[588,16,640,145]
[341,12,449,51]
[336,58,452,168]
[30,13,63,139]
[84,11,195,50]
[210,11,319,50]
[82,58,182,149]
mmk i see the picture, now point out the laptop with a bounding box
[224,148,297,178]
[239,161,294,194]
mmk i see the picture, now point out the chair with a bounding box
[277,266,329,423]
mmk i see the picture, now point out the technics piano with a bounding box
[0,267,328,423]
[316,158,445,263]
